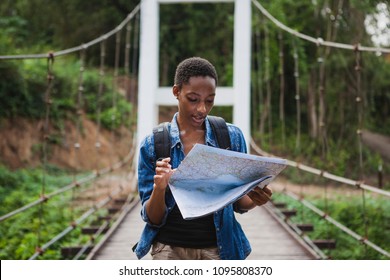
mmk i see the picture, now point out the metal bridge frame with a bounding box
[137,0,252,149]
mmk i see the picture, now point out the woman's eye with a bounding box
[207,99,214,104]
[188,97,197,102]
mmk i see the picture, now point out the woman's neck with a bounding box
[178,125,205,155]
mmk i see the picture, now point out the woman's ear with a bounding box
[172,85,180,99]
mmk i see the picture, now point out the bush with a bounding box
[272,192,390,259]
[0,57,134,132]
[0,165,88,259]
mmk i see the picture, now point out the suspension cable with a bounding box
[71,47,86,221]
[252,12,263,133]
[251,28,258,133]
[94,40,106,175]
[252,140,390,255]
[0,148,135,223]
[355,48,364,176]
[354,47,370,257]
[0,5,141,60]
[35,52,55,255]
[259,21,272,146]
[250,139,390,198]
[111,31,122,167]
[278,31,286,148]
[292,38,301,152]
[0,5,140,261]
[284,190,390,258]
[29,184,124,260]
[265,23,272,147]
[251,0,390,54]
[130,12,140,123]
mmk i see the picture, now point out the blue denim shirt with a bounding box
[133,113,252,260]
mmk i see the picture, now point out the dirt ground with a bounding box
[0,116,388,198]
[0,117,134,170]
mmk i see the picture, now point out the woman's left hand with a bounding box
[247,186,272,206]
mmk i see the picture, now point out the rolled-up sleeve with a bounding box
[138,136,169,227]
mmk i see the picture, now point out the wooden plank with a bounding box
[93,202,148,260]
[313,239,336,249]
[93,202,315,260]
[235,206,314,260]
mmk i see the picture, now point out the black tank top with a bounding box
[155,204,217,248]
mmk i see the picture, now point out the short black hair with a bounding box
[174,57,218,89]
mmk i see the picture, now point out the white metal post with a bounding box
[137,0,159,147]
[233,0,251,149]
[137,0,252,150]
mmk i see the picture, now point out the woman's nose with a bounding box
[197,102,206,114]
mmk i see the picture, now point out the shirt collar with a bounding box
[170,113,218,148]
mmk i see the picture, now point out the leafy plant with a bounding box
[272,192,390,259]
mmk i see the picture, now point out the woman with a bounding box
[133,57,272,260]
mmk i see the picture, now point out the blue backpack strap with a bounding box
[153,122,171,162]
[208,115,231,150]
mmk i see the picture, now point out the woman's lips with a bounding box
[192,116,205,125]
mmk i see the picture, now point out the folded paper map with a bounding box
[168,144,287,219]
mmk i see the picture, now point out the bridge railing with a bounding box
[251,139,390,259]
[28,137,138,260]
[0,4,141,260]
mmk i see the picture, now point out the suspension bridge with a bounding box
[1,0,389,261]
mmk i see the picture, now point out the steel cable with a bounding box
[0,5,141,60]
[251,0,390,54]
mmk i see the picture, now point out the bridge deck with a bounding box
[90,201,315,260]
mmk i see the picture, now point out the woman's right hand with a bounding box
[153,157,174,191]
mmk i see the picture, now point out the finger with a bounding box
[156,167,171,174]
[248,189,271,205]
[247,192,268,205]
[247,191,259,201]
[156,161,171,169]
[262,186,273,197]
[253,187,271,200]
[157,157,171,163]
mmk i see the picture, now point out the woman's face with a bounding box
[174,76,216,129]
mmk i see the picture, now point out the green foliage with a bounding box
[81,68,133,129]
[100,100,133,130]
[0,55,133,131]
[1,0,389,260]
[210,106,233,124]
[251,1,390,186]
[0,0,140,55]
[0,61,36,118]
[0,165,110,260]
[0,15,28,51]
[0,165,74,259]
[0,165,73,215]
[272,192,390,259]
[159,2,234,87]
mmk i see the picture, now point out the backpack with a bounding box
[153,115,231,161]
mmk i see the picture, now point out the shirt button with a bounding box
[177,144,181,149]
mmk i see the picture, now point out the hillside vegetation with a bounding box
[0,0,389,260]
